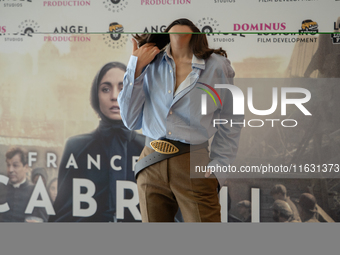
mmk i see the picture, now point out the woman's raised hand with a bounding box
[132,38,160,78]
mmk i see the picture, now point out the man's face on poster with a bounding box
[6,154,28,184]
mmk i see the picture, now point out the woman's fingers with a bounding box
[132,40,160,78]
[151,46,160,56]
[132,40,157,57]
[142,42,156,48]
[136,45,159,64]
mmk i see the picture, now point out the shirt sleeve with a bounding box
[118,55,149,130]
[208,58,244,188]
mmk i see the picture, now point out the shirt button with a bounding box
[169,111,173,115]
[170,70,172,73]
[168,90,172,94]
[168,131,172,135]
[130,82,133,86]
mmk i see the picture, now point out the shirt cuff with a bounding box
[127,55,149,84]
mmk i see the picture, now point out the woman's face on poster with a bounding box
[49,179,58,203]
[98,67,125,120]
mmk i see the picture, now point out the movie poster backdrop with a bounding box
[1,0,340,222]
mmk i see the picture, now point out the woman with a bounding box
[118,18,243,222]
[47,177,58,203]
[49,62,145,222]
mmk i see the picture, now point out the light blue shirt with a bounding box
[118,45,243,187]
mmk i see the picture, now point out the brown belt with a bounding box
[134,137,209,178]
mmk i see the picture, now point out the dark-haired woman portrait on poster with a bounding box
[49,62,145,222]
[118,18,243,222]
[47,177,58,204]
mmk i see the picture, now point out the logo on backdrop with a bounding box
[233,22,286,32]
[53,25,88,34]
[102,0,128,13]
[141,0,191,5]
[143,24,167,33]
[102,22,127,49]
[17,20,39,37]
[258,0,302,2]
[1,20,40,42]
[213,0,235,3]
[256,20,319,44]
[331,20,340,44]
[196,17,221,35]
[298,19,318,33]
[44,25,91,42]
[42,1,91,7]
[2,0,32,8]
[195,17,240,43]
[0,26,6,34]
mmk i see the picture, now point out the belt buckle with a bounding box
[150,140,179,154]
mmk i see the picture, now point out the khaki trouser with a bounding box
[136,146,221,222]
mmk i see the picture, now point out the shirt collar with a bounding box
[163,44,205,70]
[12,178,27,188]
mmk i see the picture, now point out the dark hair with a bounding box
[47,177,58,201]
[133,18,227,60]
[5,147,28,166]
[6,147,27,165]
[31,167,48,184]
[90,62,127,116]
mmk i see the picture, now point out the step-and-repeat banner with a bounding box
[1,0,340,223]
